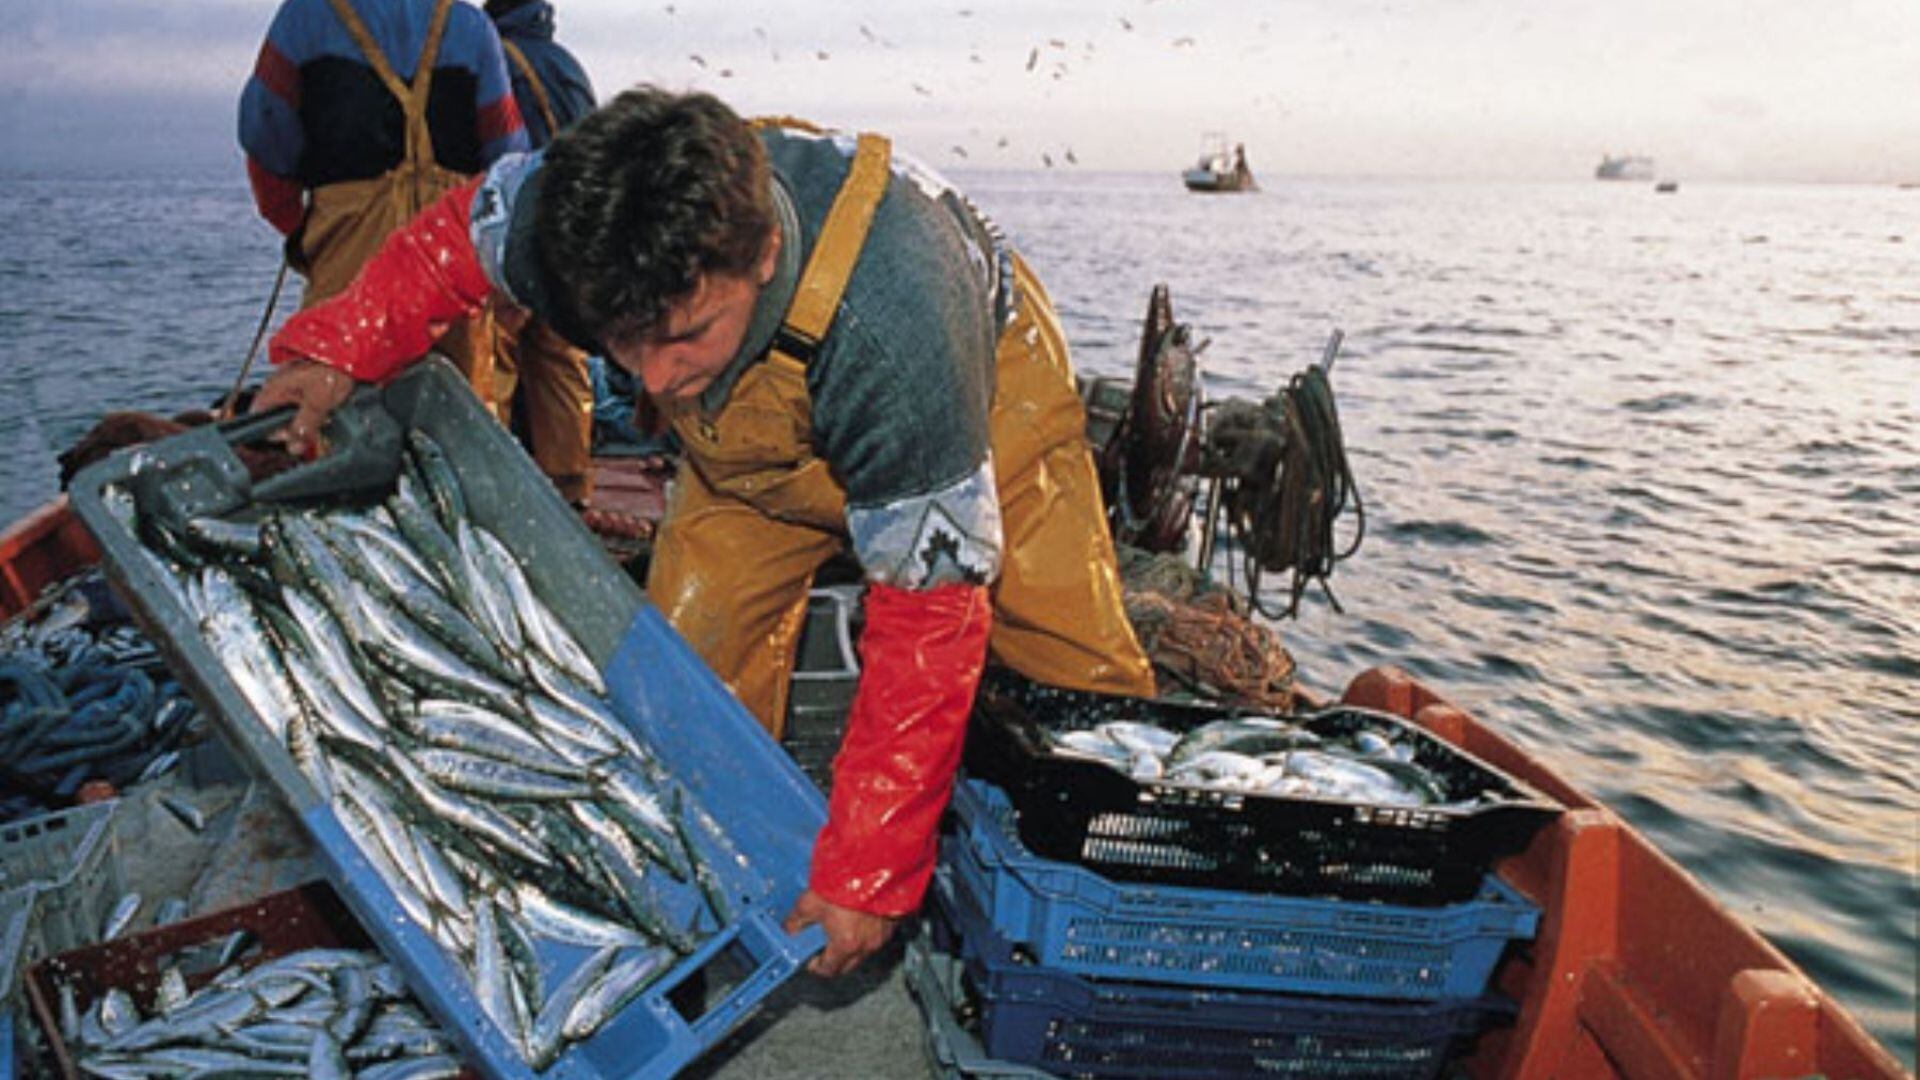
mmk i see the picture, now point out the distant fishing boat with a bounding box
[1183,132,1257,193]
[1596,153,1655,181]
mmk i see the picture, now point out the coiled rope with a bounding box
[1219,365,1365,619]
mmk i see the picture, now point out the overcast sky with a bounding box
[4,0,1917,181]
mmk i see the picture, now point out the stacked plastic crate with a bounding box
[0,800,122,1080]
[915,669,1560,1079]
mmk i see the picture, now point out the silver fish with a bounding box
[101,892,142,941]
[1166,717,1318,767]
[562,945,676,1041]
[410,748,594,802]
[507,882,649,949]
[280,586,389,728]
[402,699,582,776]
[386,472,468,603]
[282,644,388,754]
[380,746,553,869]
[326,518,512,681]
[353,581,522,715]
[358,1052,464,1080]
[406,430,468,533]
[471,898,526,1054]
[97,987,139,1038]
[595,762,693,880]
[454,520,526,657]
[469,523,603,692]
[526,944,620,1069]
[155,965,191,1015]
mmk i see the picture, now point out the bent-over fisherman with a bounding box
[253,85,1156,976]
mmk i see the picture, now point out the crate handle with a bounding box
[686,912,825,1041]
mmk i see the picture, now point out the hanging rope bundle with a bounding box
[1205,364,1365,619]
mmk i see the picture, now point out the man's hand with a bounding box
[251,359,357,458]
[783,888,899,978]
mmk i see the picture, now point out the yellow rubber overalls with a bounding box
[296,0,500,416]
[647,130,1155,738]
[489,41,595,503]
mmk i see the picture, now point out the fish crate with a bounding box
[965,668,1561,905]
[0,889,28,1080]
[942,777,1537,1000]
[903,928,1056,1080]
[924,867,1512,1080]
[67,358,829,1080]
[21,879,476,1080]
[782,584,863,793]
[0,889,39,1010]
[0,801,121,960]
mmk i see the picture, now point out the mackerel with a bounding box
[506,881,649,949]
[454,520,526,656]
[411,747,595,801]
[265,514,362,631]
[358,1052,464,1080]
[283,644,387,755]
[330,508,443,596]
[386,472,467,600]
[471,898,526,1055]
[281,587,388,724]
[308,1029,352,1080]
[402,699,583,776]
[325,517,513,681]
[595,762,694,880]
[526,944,620,1069]
[381,747,553,869]
[470,523,603,692]
[353,581,523,716]
[407,430,468,533]
[562,945,676,1041]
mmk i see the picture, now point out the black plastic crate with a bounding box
[964,669,1560,904]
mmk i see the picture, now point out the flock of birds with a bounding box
[648,2,1287,170]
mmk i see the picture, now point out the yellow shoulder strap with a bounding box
[324,0,452,150]
[501,40,558,136]
[772,131,892,364]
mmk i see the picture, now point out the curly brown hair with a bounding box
[536,86,775,343]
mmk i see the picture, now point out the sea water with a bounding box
[1,165,1913,1064]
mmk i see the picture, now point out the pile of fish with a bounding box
[64,946,462,1080]
[100,430,739,1069]
[1049,716,1463,807]
[1,570,200,822]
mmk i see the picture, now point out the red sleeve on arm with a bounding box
[246,157,304,236]
[269,176,495,383]
[809,582,992,917]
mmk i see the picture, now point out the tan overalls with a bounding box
[488,40,595,504]
[647,130,1155,738]
[297,0,500,416]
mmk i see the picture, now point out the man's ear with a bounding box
[756,225,781,285]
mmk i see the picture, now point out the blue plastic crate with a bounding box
[944,778,1537,1000]
[903,929,1055,1080]
[0,801,121,959]
[929,866,1512,1079]
[69,361,828,1079]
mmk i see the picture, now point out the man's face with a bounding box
[604,231,780,404]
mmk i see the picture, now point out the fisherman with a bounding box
[238,0,528,414]
[483,0,599,506]
[252,86,1157,976]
